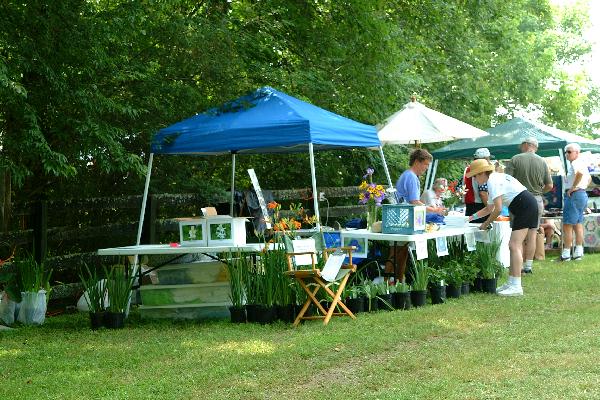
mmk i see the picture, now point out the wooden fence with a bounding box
[0,186,365,289]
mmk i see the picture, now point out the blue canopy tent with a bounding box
[136,87,381,244]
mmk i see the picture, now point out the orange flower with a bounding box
[267,201,279,210]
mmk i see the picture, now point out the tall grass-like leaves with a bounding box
[78,264,106,313]
[227,251,248,308]
[16,254,52,294]
[104,265,135,313]
[475,240,502,279]
[411,260,430,291]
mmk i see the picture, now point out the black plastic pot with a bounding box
[365,297,379,312]
[481,278,497,294]
[461,282,470,295]
[256,305,277,324]
[276,304,296,323]
[377,294,394,311]
[472,277,483,292]
[346,297,364,314]
[392,292,411,310]
[229,306,246,323]
[89,311,104,330]
[245,304,261,323]
[429,285,446,305]
[103,311,125,329]
[446,284,461,299]
[410,290,427,307]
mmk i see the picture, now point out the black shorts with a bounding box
[466,202,486,224]
[508,191,538,231]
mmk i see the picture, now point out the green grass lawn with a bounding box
[2,253,600,400]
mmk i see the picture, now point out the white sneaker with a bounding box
[497,285,523,297]
[496,283,510,293]
[572,253,584,261]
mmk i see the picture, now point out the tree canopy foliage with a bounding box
[1,0,598,204]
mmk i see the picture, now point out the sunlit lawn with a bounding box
[2,253,600,399]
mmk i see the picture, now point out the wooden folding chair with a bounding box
[285,246,357,326]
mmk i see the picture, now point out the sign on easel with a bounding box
[247,169,271,229]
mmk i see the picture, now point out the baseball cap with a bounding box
[521,136,539,148]
[473,148,491,159]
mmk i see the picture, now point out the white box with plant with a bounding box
[205,216,247,246]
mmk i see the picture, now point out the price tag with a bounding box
[415,238,428,260]
[435,237,449,256]
[465,232,476,251]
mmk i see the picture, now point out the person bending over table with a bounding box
[466,159,539,297]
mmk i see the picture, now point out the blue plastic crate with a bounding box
[382,204,427,234]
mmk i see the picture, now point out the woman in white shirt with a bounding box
[466,159,538,297]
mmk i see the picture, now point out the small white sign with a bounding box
[435,237,449,256]
[247,169,271,229]
[465,232,476,251]
[415,238,428,260]
[292,238,316,266]
[321,251,345,282]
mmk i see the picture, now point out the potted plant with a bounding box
[410,260,429,307]
[461,253,479,295]
[104,265,135,329]
[475,241,502,294]
[344,284,365,314]
[16,254,52,326]
[227,251,248,323]
[443,260,463,299]
[362,280,379,312]
[0,262,21,326]
[428,266,447,305]
[79,264,107,329]
[391,281,411,310]
[376,281,394,311]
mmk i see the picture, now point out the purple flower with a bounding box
[363,167,375,179]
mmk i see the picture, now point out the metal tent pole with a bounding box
[230,152,237,216]
[379,146,394,188]
[308,143,321,230]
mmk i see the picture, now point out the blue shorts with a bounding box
[563,190,588,224]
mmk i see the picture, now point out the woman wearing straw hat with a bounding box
[466,159,538,296]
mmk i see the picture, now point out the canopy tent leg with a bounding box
[308,143,321,230]
[230,152,237,216]
[379,146,394,188]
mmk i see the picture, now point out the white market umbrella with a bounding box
[377,98,489,188]
[377,98,489,145]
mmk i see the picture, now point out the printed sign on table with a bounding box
[435,237,449,256]
[415,238,428,260]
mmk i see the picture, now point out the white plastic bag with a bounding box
[17,290,47,325]
[0,291,17,325]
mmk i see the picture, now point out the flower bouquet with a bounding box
[441,179,467,209]
[358,168,386,230]
[267,201,317,238]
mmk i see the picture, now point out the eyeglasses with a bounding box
[565,150,577,154]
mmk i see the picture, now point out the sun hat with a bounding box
[466,159,495,178]
[473,148,491,159]
[521,136,539,148]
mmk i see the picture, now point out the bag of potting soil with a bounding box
[17,290,47,325]
[0,291,17,325]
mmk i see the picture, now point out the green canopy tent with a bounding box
[429,117,600,188]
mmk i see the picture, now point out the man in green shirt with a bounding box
[505,136,553,273]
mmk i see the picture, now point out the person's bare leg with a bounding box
[509,229,528,278]
[562,223,574,259]
[574,223,584,246]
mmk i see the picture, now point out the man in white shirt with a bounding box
[560,143,591,261]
